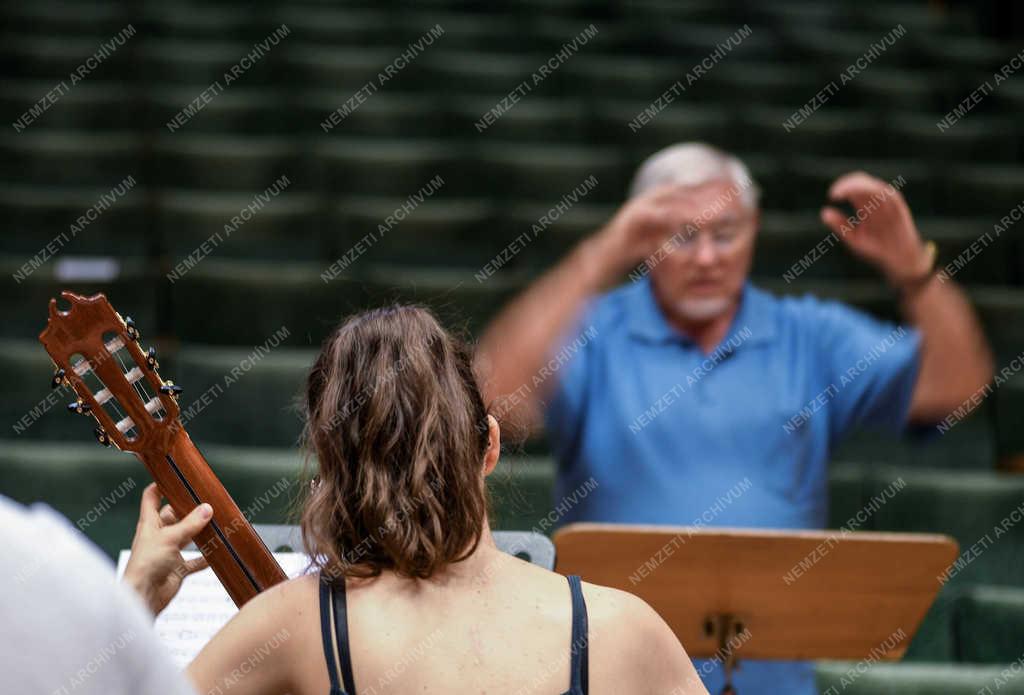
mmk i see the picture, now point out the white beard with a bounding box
[675,296,732,322]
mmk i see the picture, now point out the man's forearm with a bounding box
[901,276,993,422]
[476,233,623,429]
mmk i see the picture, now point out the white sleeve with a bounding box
[0,497,199,695]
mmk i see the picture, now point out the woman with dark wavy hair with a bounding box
[124,305,706,695]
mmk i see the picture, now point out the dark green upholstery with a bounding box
[956,585,1024,663]
[816,662,1024,694]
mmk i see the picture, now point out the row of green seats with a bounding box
[5,80,1022,167]
[7,253,1023,360]
[4,132,1024,215]
[0,441,1021,665]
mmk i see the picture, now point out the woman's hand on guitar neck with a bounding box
[123,483,214,616]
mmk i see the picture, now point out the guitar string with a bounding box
[111,344,156,433]
[81,354,130,432]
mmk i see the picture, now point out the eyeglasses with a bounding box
[668,217,753,253]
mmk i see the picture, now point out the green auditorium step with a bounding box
[956,585,1024,663]
[816,662,1024,694]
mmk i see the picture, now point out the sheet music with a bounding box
[116,550,312,667]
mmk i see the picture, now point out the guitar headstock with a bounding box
[39,291,183,453]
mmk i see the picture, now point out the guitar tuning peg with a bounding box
[146,346,159,371]
[159,381,183,399]
[51,368,68,389]
[93,426,111,447]
[67,399,92,415]
[124,316,140,342]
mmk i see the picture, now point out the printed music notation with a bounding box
[116,550,311,667]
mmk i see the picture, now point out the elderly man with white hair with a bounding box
[476,143,993,694]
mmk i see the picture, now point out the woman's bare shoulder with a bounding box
[579,581,709,695]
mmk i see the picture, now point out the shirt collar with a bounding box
[627,277,778,349]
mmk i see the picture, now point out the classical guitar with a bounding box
[39,291,288,607]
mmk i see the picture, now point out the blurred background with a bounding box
[1,0,1023,691]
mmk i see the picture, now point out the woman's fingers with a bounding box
[137,483,163,525]
[166,503,214,550]
[182,554,210,576]
[159,504,178,526]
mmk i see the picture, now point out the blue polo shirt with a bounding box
[544,277,922,695]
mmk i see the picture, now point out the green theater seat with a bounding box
[851,68,944,113]
[0,184,150,258]
[311,94,445,139]
[479,144,626,204]
[0,440,555,559]
[316,139,462,197]
[147,88,297,135]
[0,132,143,187]
[944,165,1024,216]
[700,63,829,109]
[816,661,1024,694]
[497,201,612,269]
[887,115,1017,164]
[743,107,881,158]
[596,102,738,153]
[157,191,325,261]
[956,585,1024,663]
[2,35,133,82]
[424,52,561,98]
[335,197,497,267]
[1,81,142,132]
[565,55,686,101]
[153,135,305,192]
[0,441,301,559]
[282,46,411,90]
[995,373,1024,470]
[3,3,129,37]
[134,40,280,87]
[449,98,588,143]
[0,255,158,341]
[276,7,395,46]
[867,466,1024,587]
[173,345,311,447]
[139,5,267,43]
[786,156,937,217]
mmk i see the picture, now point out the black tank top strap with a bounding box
[566,574,590,694]
[331,578,358,695]
[318,576,345,695]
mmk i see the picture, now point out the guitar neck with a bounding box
[136,426,288,606]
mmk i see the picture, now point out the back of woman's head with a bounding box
[301,305,491,580]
